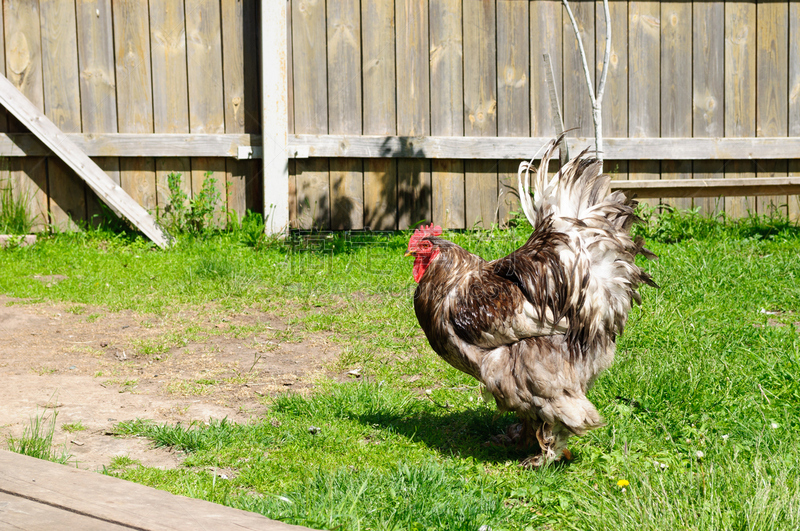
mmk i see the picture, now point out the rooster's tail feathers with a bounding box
[518,135,616,224]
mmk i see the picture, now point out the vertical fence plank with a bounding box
[724,1,756,217]
[790,1,800,221]
[287,0,297,226]
[464,0,497,228]
[0,4,5,133]
[628,0,660,208]
[693,1,724,216]
[497,0,528,225]
[598,0,628,181]
[328,0,363,230]
[292,0,329,230]
[756,1,788,217]
[660,1,691,210]
[150,0,191,222]
[362,0,397,230]
[221,0,260,222]
[76,0,119,225]
[186,0,226,226]
[563,0,594,137]
[530,0,562,138]
[40,0,86,230]
[396,0,430,229]
[430,0,464,229]
[113,0,157,212]
[4,0,48,231]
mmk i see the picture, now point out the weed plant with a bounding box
[159,172,224,235]
[0,210,799,529]
[0,175,34,234]
[7,410,72,465]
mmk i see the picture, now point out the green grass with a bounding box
[1,211,800,529]
[7,410,72,465]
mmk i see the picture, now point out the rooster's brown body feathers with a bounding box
[410,140,656,465]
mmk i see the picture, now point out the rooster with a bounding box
[406,138,656,466]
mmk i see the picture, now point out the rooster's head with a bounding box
[406,223,443,282]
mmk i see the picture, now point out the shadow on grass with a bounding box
[355,407,572,469]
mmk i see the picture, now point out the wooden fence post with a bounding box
[261,0,290,236]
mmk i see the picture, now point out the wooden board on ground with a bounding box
[0,449,311,530]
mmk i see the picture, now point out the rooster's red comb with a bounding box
[408,223,443,250]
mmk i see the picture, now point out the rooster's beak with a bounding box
[405,250,414,257]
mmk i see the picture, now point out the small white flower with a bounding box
[468,396,474,402]
[621,488,627,494]
[425,389,432,396]
[660,463,667,470]
[696,450,704,459]
[722,434,729,441]
[771,422,779,429]
[478,526,493,531]
[653,460,660,468]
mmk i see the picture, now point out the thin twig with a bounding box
[562,0,612,167]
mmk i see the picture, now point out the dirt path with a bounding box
[0,295,340,472]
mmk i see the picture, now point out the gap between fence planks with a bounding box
[0,74,172,248]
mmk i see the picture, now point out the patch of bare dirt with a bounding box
[0,295,340,472]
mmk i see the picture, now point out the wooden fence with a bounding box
[0,0,798,234]
[287,0,800,230]
[0,0,261,232]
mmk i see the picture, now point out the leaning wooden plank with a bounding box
[0,74,171,247]
[611,177,800,198]
[40,0,86,230]
[287,135,800,160]
[0,450,312,530]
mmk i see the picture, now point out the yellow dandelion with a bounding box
[617,479,630,488]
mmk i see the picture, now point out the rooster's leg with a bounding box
[520,423,571,468]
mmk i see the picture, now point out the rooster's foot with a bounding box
[520,447,572,468]
[520,453,545,468]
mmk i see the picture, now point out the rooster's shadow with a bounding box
[354,408,571,467]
